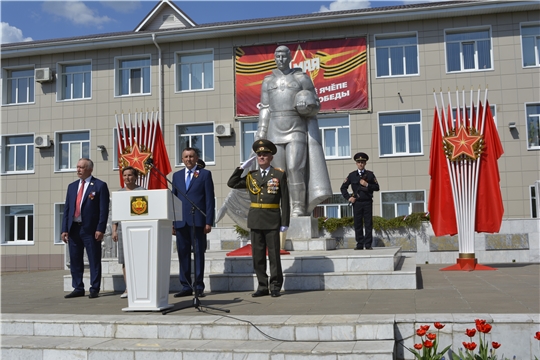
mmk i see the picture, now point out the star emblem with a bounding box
[444,125,482,161]
[121,143,151,174]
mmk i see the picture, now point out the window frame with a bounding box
[240,120,258,162]
[57,60,92,101]
[444,26,493,73]
[2,66,35,106]
[1,204,34,245]
[318,114,351,160]
[374,32,419,78]
[520,22,540,68]
[54,202,65,245]
[175,49,214,93]
[54,130,91,172]
[312,193,352,219]
[380,190,426,219]
[1,133,35,175]
[525,102,540,150]
[175,122,215,166]
[114,55,152,97]
[378,110,424,158]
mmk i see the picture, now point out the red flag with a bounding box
[147,121,172,190]
[475,102,504,232]
[428,107,457,236]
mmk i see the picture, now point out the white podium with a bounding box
[112,189,182,311]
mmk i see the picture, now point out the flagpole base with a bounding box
[440,254,497,271]
[226,244,290,257]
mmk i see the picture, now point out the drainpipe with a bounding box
[152,33,163,131]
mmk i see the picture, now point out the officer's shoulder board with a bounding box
[273,167,285,173]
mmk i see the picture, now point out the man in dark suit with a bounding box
[227,139,290,298]
[340,152,380,250]
[62,158,110,299]
[172,147,215,298]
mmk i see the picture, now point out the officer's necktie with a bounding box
[186,170,192,190]
[74,179,85,218]
[262,170,266,178]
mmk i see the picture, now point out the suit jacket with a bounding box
[340,169,380,202]
[172,167,215,228]
[62,176,110,234]
[228,167,290,230]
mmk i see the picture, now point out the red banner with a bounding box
[235,38,368,117]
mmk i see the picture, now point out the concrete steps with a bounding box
[64,247,417,292]
[1,313,396,359]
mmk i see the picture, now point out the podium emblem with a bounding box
[130,196,148,215]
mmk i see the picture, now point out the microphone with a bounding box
[145,158,154,166]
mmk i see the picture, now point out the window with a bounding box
[381,191,425,219]
[1,134,34,174]
[451,104,497,127]
[176,123,214,165]
[241,121,257,161]
[531,185,538,219]
[1,205,34,244]
[313,194,352,219]
[176,51,214,92]
[56,131,90,170]
[319,116,350,159]
[521,23,540,67]
[375,33,418,77]
[116,57,151,96]
[525,103,540,150]
[378,111,422,157]
[59,62,91,100]
[54,203,65,245]
[445,28,492,72]
[4,68,34,105]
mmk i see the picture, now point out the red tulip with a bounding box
[420,325,430,331]
[477,322,492,334]
[417,328,427,336]
[434,322,445,329]
[492,342,501,349]
[427,333,437,341]
[414,343,423,350]
[534,331,540,340]
[475,319,486,326]
[466,328,477,337]
[468,342,477,351]
[424,340,433,348]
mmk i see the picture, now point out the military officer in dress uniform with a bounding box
[340,152,380,250]
[227,139,290,297]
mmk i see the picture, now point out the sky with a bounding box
[0,0,441,44]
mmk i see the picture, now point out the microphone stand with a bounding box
[145,159,230,315]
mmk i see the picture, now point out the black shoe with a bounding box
[88,292,99,299]
[174,289,193,298]
[64,290,85,299]
[195,290,206,298]
[251,289,269,298]
[365,247,373,250]
[354,246,363,250]
[270,290,281,297]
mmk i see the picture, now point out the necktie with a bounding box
[74,180,85,218]
[186,170,192,190]
[262,170,266,178]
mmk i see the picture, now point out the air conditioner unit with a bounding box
[35,68,53,82]
[215,123,232,137]
[34,134,51,148]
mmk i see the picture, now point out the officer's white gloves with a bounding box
[280,226,288,232]
[240,155,257,169]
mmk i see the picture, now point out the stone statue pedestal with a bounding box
[284,216,336,251]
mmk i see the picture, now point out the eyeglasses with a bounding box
[257,152,271,157]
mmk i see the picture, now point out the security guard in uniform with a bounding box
[227,139,290,297]
[340,152,380,250]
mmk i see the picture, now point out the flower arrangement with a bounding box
[406,322,451,360]
[450,319,503,360]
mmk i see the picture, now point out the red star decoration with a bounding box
[444,125,482,161]
[121,143,150,174]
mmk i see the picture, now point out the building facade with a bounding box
[1,0,539,271]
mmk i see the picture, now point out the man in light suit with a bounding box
[62,158,110,299]
[172,147,215,298]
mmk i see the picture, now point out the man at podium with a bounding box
[172,148,215,298]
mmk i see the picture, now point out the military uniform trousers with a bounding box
[353,200,374,249]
